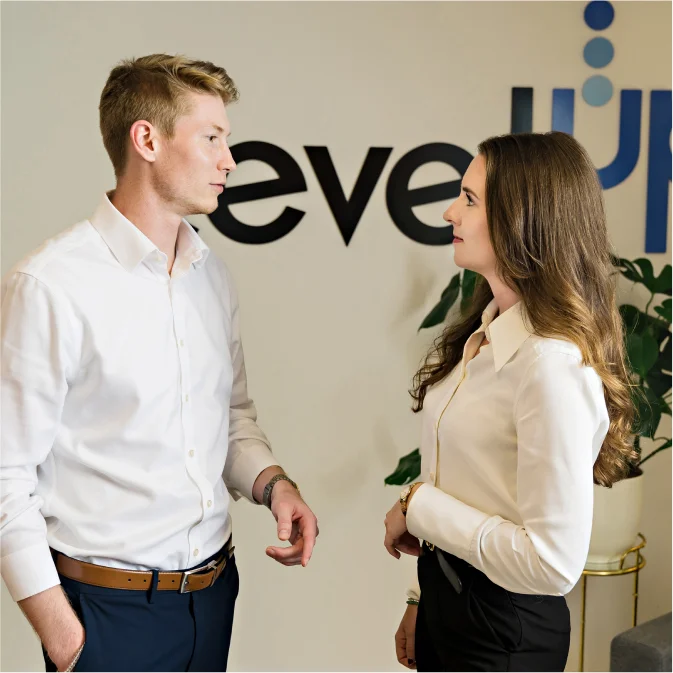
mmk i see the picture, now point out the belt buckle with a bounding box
[179,558,219,594]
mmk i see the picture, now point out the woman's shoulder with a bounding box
[524,334,583,362]
[517,335,604,390]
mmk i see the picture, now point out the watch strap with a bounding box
[262,474,299,508]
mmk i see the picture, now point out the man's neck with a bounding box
[110,181,182,273]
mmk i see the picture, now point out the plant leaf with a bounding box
[632,258,656,288]
[618,305,667,343]
[419,276,460,330]
[628,259,672,296]
[626,332,660,378]
[654,264,672,296]
[440,273,460,299]
[461,270,478,298]
[645,368,672,398]
[615,257,645,284]
[384,449,422,486]
[654,298,672,323]
[632,386,664,439]
[619,304,641,335]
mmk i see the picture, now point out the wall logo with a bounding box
[511,0,671,253]
[209,0,670,253]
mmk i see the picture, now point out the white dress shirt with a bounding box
[407,300,609,598]
[1,194,277,602]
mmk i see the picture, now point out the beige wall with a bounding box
[1,2,671,671]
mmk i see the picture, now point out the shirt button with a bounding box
[207,500,212,508]
[429,471,436,482]
[193,549,199,557]
[184,394,189,402]
[179,339,185,347]
[189,450,195,457]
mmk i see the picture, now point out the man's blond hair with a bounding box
[99,54,239,177]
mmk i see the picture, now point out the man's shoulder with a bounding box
[202,246,235,288]
[6,220,99,285]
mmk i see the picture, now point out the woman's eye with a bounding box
[466,193,474,205]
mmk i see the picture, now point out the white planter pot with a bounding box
[586,471,644,571]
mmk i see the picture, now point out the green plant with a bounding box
[614,257,672,469]
[384,259,672,486]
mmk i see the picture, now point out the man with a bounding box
[1,54,318,672]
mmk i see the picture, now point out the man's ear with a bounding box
[129,119,158,164]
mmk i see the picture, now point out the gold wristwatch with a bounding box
[400,482,422,516]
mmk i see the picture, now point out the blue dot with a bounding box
[584,37,614,68]
[584,1,615,30]
[582,76,614,106]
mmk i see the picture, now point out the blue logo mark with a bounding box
[510,1,670,253]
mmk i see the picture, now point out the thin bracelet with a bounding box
[406,598,420,606]
[64,642,85,672]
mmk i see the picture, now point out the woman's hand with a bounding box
[384,500,421,559]
[395,604,418,669]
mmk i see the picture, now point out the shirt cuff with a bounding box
[225,440,278,503]
[406,575,421,601]
[406,484,491,564]
[1,541,60,601]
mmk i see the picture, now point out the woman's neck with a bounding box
[485,274,521,315]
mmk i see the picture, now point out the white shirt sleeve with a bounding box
[406,574,421,601]
[1,273,77,601]
[221,268,277,503]
[406,351,608,595]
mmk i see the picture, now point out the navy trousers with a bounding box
[416,544,570,671]
[43,546,239,672]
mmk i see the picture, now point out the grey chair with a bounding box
[610,612,672,671]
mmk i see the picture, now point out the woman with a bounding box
[384,132,635,672]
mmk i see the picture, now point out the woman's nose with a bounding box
[443,203,457,224]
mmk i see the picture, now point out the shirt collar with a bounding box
[89,192,209,274]
[480,299,534,372]
[175,218,210,270]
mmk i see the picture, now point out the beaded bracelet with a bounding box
[406,598,420,606]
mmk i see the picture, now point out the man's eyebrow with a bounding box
[210,125,230,137]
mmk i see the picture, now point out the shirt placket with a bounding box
[169,272,215,566]
[425,328,486,552]
[430,327,488,487]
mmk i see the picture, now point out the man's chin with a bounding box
[183,199,219,217]
[203,197,221,215]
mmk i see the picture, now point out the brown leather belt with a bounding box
[54,538,234,594]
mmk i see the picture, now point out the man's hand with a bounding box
[19,585,85,671]
[266,480,318,567]
[395,604,418,669]
[252,466,319,567]
[384,500,421,559]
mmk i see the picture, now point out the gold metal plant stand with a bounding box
[578,533,647,672]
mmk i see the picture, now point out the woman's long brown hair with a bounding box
[411,132,636,487]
